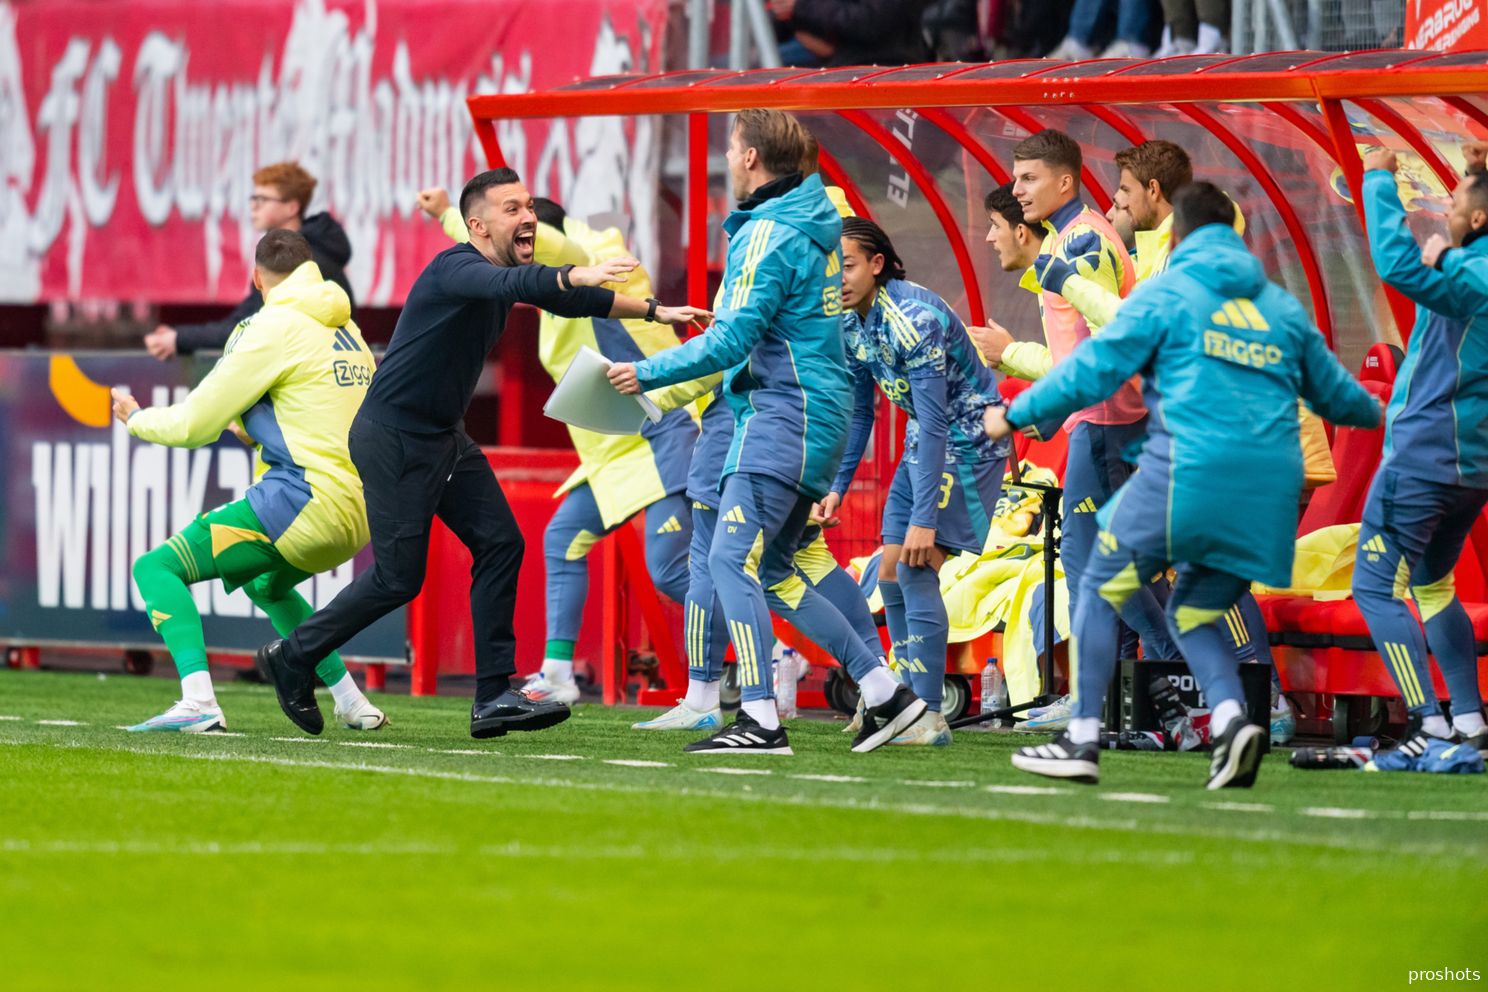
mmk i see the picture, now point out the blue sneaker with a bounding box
[632,701,722,731]
[126,699,226,733]
[1269,701,1296,745]
[1020,693,1072,733]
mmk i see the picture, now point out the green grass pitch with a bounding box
[2,669,1485,991]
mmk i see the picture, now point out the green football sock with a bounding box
[544,639,576,661]
[131,539,215,678]
[244,572,349,688]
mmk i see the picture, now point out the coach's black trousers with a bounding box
[285,415,524,703]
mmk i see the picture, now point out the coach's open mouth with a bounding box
[514,227,536,256]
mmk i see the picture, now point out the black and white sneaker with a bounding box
[1391,714,1457,761]
[1206,720,1266,790]
[683,711,793,755]
[1010,732,1100,784]
[1460,728,1488,761]
[850,709,882,751]
[851,685,928,753]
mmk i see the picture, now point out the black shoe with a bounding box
[1206,720,1265,790]
[1010,731,1100,784]
[1460,728,1488,761]
[850,710,882,751]
[683,710,793,755]
[851,685,927,753]
[1392,714,1457,760]
[470,688,570,739]
[259,639,322,735]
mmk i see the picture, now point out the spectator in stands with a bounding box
[1155,0,1228,56]
[991,0,1076,59]
[767,0,931,66]
[144,162,354,360]
[1048,0,1160,59]
[1351,147,1488,764]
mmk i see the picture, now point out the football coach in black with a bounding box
[259,168,709,738]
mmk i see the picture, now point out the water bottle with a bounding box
[774,647,801,719]
[980,659,1009,728]
[1148,675,1201,752]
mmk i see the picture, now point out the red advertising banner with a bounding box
[1406,0,1488,51]
[1,0,668,306]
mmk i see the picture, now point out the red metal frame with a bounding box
[837,109,987,325]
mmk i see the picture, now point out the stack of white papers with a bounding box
[542,345,664,436]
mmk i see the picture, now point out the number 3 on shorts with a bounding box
[938,472,955,509]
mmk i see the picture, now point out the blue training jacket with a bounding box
[634,173,850,501]
[1364,168,1488,489]
[1007,224,1381,587]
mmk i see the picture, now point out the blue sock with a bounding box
[1354,579,1441,717]
[1071,574,1125,721]
[1423,597,1482,721]
[896,564,946,712]
[812,566,885,661]
[879,578,909,672]
[1168,614,1245,714]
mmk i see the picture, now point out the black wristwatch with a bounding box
[644,297,661,322]
[557,264,576,291]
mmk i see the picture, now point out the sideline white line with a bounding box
[428,749,492,756]
[985,784,1066,797]
[791,773,867,783]
[900,779,975,788]
[339,741,410,750]
[1301,806,1373,820]
[1407,810,1488,822]
[524,754,583,761]
[1203,802,1274,814]
[0,715,23,721]
[1101,792,1170,805]
[35,720,85,726]
[0,737,1473,860]
[700,767,772,776]
[271,737,327,744]
[206,732,245,738]
[605,759,672,768]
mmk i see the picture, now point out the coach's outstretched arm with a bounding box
[111,322,287,448]
[438,251,706,326]
[1001,286,1166,435]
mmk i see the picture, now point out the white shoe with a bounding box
[335,697,387,730]
[521,672,581,705]
[126,699,226,733]
[1047,37,1094,61]
[1195,22,1228,54]
[1020,693,1073,733]
[1100,39,1151,58]
[633,701,723,731]
[889,709,952,746]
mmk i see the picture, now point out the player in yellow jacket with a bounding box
[418,189,704,703]
[112,231,384,734]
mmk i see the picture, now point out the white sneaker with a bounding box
[1020,693,1073,733]
[335,697,387,730]
[1100,39,1151,58]
[521,672,580,705]
[126,699,226,733]
[889,709,952,746]
[1047,37,1094,61]
[632,701,722,731]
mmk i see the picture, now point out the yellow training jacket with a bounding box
[438,207,706,528]
[127,261,373,574]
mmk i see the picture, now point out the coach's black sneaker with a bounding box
[1010,732,1100,784]
[259,638,323,736]
[851,685,927,753]
[850,709,882,751]
[470,688,571,739]
[683,710,793,755]
[1206,719,1266,790]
